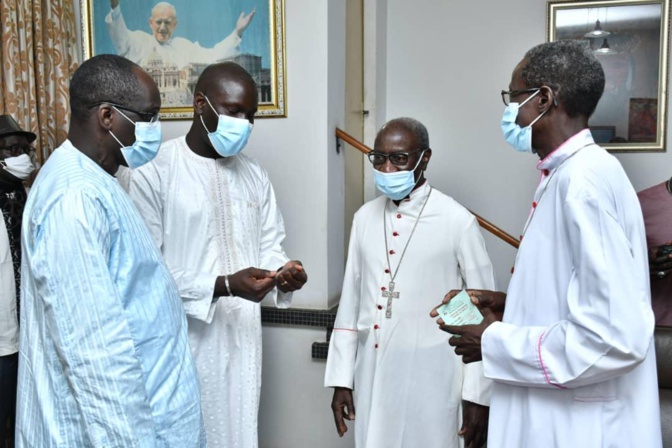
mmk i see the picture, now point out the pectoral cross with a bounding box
[382,281,399,318]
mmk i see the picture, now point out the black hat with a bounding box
[0,115,37,143]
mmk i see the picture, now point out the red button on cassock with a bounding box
[393,231,399,237]
[543,169,550,176]
[389,250,395,255]
[510,266,515,274]
[396,214,402,219]
[375,343,379,349]
[385,268,390,273]
[532,201,538,208]
[377,305,383,310]
[381,286,386,291]
[374,325,379,330]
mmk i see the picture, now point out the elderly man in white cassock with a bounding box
[325,117,494,448]
[126,61,307,447]
[434,41,662,448]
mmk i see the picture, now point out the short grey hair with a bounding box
[151,2,177,18]
[379,117,430,149]
[521,40,605,118]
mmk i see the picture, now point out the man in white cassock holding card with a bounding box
[433,41,662,448]
[324,117,494,448]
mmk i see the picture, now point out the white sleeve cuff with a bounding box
[461,361,492,406]
[110,4,121,20]
[181,272,219,323]
[324,329,358,388]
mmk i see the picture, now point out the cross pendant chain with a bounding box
[382,281,400,318]
[381,187,432,320]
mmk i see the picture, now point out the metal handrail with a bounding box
[336,128,520,249]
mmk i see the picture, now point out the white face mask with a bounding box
[1,153,35,180]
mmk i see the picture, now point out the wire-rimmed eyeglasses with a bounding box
[89,102,160,123]
[500,88,540,106]
[367,148,426,167]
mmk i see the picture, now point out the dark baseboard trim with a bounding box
[260,306,337,327]
[261,306,337,360]
[311,342,329,360]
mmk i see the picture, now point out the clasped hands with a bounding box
[430,289,506,363]
[224,261,307,303]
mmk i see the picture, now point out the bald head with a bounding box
[375,117,430,150]
[195,62,257,99]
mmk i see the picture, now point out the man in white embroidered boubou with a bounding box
[325,117,495,448]
[432,41,662,448]
[126,61,307,448]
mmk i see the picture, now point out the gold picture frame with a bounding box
[80,0,287,120]
[548,0,670,152]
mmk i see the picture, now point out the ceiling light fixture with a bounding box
[585,19,610,38]
[595,38,616,54]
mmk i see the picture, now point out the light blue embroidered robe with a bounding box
[16,141,205,447]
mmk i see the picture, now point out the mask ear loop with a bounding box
[200,95,219,133]
[203,95,219,116]
[112,106,136,126]
[518,89,541,108]
[411,149,427,172]
[108,130,125,148]
[411,149,428,188]
[108,106,136,148]
[525,88,555,129]
[199,114,214,134]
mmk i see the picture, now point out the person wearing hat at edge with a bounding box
[0,115,36,447]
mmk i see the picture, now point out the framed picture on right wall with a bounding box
[628,97,658,142]
[548,0,670,152]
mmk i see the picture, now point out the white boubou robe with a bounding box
[482,130,662,447]
[126,137,291,448]
[325,182,495,448]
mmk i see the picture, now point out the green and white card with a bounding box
[436,289,483,329]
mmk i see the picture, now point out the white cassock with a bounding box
[325,182,494,448]
[126,137,291,448]
[105,5,241,69]
[482,130,662,448]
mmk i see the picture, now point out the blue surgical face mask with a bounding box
[201,96,253,157]
[109,107,162,169]
[373,150,426,201]
[501,89,547,154]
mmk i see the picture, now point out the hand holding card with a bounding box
[435,290,483,334]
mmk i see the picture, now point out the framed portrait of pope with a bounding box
[80,0,286,119]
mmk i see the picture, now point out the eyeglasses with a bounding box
[501,88,539,106]
[367,148,425,167]
[0,144,36,159]
[89,102,160,123]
